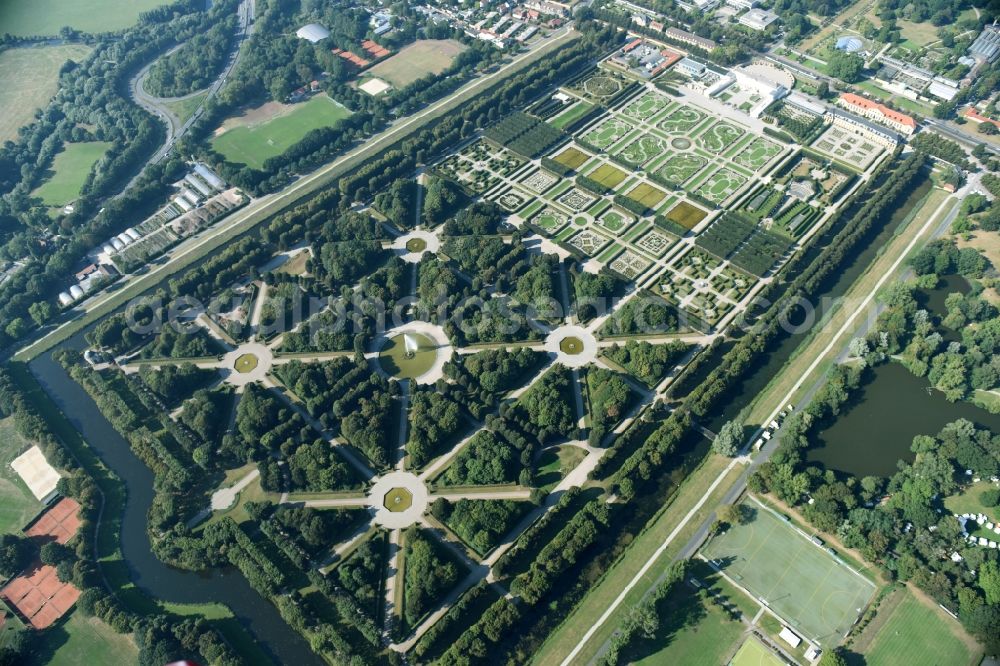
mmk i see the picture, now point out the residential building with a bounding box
[665,27,717,51]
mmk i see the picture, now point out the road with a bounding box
[128,0,255,175]
[15,27,578,362]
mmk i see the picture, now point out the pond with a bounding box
[806,362,1000,477]
[917,273,970,343]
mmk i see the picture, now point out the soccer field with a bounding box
[701,498,877,645]
[212,95,351,169]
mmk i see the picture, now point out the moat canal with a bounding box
[29,336,321,666]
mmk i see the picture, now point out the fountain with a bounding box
[404,332,420,357]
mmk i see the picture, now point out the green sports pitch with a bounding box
[211,95,351,169]
[701,498,877,646]
[730,636,784,666]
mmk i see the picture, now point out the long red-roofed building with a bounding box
[838,93,917,135]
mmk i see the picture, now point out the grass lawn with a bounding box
[535,445,587,492]
[625,565,747,665]
[366,39,467,88]
[234,353,259,373]
[533,455,742,666]
[379,332,436,379]
[550,101,595,130]
[553,146,589,170]
[385,487,413,512]
[35,611,137,666]
[0,0,169,36]
[858,587,979,666]
[164,91,208,125]
[211,95,351,169]
[729,636,784,666]
[700,498,877,646]
[31,141,111,207]
[944,481,999,524]
[0,418,44,534]
[0,44,92,142]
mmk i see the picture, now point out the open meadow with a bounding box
[0,44,92,143]
[0,418,43,535]
[0,0,169,36]
[364,39,467,88]
[856,587,980,666]
[32,611,138,666]
[31,141,111,208]
[211,95,351,169]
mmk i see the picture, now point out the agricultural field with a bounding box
[211,95,351,168]
[0,44,93,143]
[0,0,168,35]
[664,201,709,230]
[625,183,666,209]
[552,146,590,170]
[365,39,467,87]
[31,141,111,208]
[700,499,877,645]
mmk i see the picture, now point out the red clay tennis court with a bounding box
[24,498,80,545]
[1,563,80,629]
